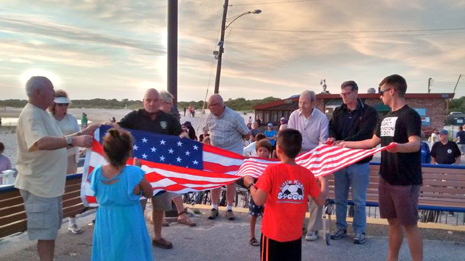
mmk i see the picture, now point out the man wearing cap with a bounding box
[431,130,461,165]
[250,122,260,142]
[205,94,250,220]
[288,90,328,241]
[279,117,288,131]
[327,81,378,244]
[15,76,93,260]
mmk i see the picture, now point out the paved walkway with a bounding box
[0,208,464,261]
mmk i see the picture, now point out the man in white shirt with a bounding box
[288,90,328,241]
[15,76,93,261]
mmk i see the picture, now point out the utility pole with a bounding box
[428,78,432,93]
[214,0,229,94]
[453,74,462,94]
[167,0,180,120]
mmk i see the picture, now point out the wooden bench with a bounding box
[0,174,86,239]
[327,163,465,215]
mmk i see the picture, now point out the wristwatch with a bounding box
[247,183,255,189]
[66,137,73,147]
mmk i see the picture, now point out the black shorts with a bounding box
[260,233,301,261]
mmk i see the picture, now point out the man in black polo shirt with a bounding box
[328,81,378,244]
[431,129,461,165]
[118,88,186,249]
[339,75,423,261]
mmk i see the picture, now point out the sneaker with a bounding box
[330,228,347,240]
[225,210,235,220]
[68,224,83,234]
[208,208,219,220]
[354,233,366,244]
[88,219,95,226]
[304,231,318,241]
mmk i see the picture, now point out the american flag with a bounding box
[81,126,392,207]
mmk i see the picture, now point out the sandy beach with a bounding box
[0,107,255,168]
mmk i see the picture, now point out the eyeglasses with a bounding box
[340,91,353,97]
[57,103,69,107]
[379,88,392,96]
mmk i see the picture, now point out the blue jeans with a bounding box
[334,163,370,234]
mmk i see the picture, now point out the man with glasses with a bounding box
[204,94,250,220]
[338,75,423,261]
[327,81,378,244]
[288,90,328,241]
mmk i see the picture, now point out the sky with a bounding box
[1,0,465,102]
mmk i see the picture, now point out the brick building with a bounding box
[254,93,455,134]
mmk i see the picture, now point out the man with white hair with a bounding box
[205,94,250,220]
[159,90,196,227]
[288,90,328,241]
[15,76,93,261]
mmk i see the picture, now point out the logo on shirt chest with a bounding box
[160,121,167,130]
[278,180,304,201]
[447,149,452,154]
[380,117,398,137]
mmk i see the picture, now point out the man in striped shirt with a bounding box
[205,94,250,220]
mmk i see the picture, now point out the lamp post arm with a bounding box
[225,11,252,30]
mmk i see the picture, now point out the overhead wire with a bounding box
[230,0,320,6]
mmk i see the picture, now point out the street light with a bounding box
[213,2,262,94]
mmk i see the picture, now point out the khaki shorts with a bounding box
[378,178,420,226]
[140,192,173,211]
[20,190,63,240]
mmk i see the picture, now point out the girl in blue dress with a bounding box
[90,128,153,261]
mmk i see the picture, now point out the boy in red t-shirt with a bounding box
[244,129,329,261]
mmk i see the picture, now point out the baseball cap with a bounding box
[280,117,285,121]
[439,130,448,135]
[267,123,273,127]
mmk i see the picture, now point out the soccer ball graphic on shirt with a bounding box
[278,180,304,201]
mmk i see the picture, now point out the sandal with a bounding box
[250,237,259,246]
[152,238,173,249]
[177,209,196,227]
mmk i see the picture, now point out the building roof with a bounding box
[254,93,455,110]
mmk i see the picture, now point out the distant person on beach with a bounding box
[431,129,461,165]
[247,139,272,247]
[0,142,12,183]
[49,89,100,234]
[248,116,252,124]
[15,76,93,261]
[90,128,153,261]
[205,94,250,220]
[159,90,196,227]
[256,117,262,127]
[183,106,187,117]
[338,74,424,261]
[244,129,328,261]
[109,117,116,123]
[250,122,260,142]
[288,90,328,242]
[81,112,88,128]
[117,88,188,249]
[279,117,288,131]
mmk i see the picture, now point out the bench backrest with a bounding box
[327,163,465,212]
[0,174,85,239]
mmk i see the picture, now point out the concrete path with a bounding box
[0,208,464,261]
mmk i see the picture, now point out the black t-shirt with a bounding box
[456,131,465,144]
[118,109,182,136]
[431,141,461,164]
[375,105,422,185]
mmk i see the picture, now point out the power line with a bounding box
[230,0,320,6]
[229,26,465,34]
